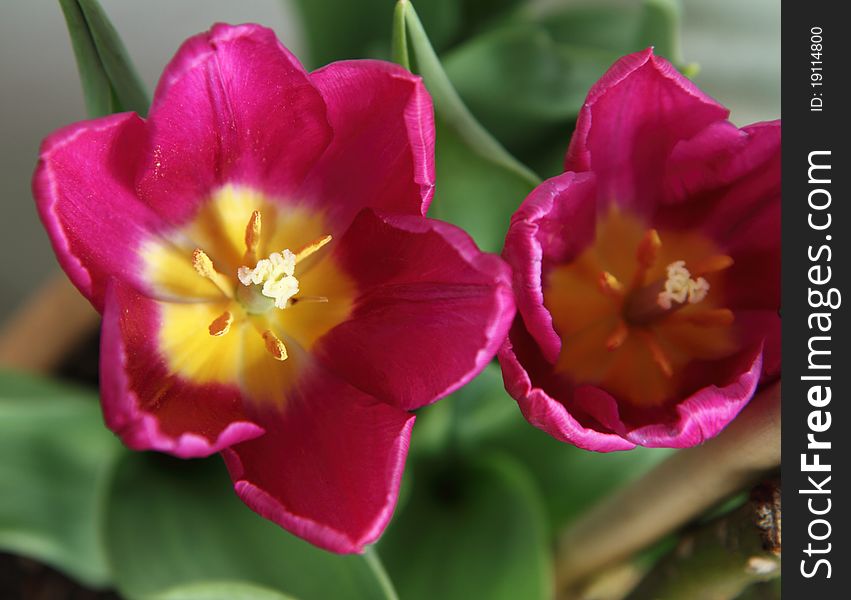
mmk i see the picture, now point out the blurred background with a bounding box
[0,0,779,322]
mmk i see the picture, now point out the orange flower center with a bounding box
[544,208,738,407]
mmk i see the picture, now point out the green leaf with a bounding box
[293,0,461,68]
[397,1,539,252]
[0,370,125,587]
[415,365,674,535]
[59,0,148,117]
[404,2,539,187]
[379,454,552,600]
[443,0,684,153]
[105,453,398,600]
[152,581,299,600]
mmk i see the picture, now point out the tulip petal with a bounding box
[316,209,514,410]
[499,319,636,452]
[222,371,415,554]
[33,113,165,310]
[502,171,597,364]
[138,23,332,224]
[303,60,435,229]
[565,49,729,215]
[625,346,762,447]
[100,281,264,458]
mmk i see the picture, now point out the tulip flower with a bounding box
[499,49,780,451]
[34,23,514,552]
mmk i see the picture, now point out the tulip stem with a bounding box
[624,479,781,600]
[554,382,780,598]
[0,272,98,373]
[391,0,410,71]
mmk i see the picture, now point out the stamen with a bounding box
[598,271,624,297]
[605,320,629,351]
[262,330,288,361]
[243,210,262,264]
[631,229,662,288]
[657,261,709,310]
[639,331,674,378]
[192,248,233,297]
[290,295,329,305]
[691,254,734,277]
[208,311,233,336]
[677,308,735,327]
[295,235,332,263]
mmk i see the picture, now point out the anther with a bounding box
[605,320,629,351]
[244,210,262,264]
[639,331,674,378]
[599,271,624,297]
[295,235,332,263]
[208,311,233,336]
[289,295,329,306]
[691,254,734,278]
[262,330,288,361]
[192,248,233,297]
[631,229,662,288]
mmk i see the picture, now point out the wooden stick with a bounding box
[0,272,99,373]
[555,382,781,597]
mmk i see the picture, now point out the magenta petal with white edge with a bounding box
[222,370,415,554]
[33,113,164,310]
[138,23,332,224]
[303,60,436,230]
[100,281,264,458]
[502,171,597,364]
[498,323,635,452]
[315,209,515,411]
[565,48,729,215]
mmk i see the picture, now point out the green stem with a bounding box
[625,480,781,600]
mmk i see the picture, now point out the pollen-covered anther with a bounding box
[208,311,233,336]
[656,260,709,310]
[295,234,333,262]
[605,320,629,351]
[192,248,234,297]
[262,329,288,361]
[598,271,624,297]
[243,210,262,264]
[238,249,300,309]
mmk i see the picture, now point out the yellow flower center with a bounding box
[190,209,334,361]
[545,208,738,407]
[140,185,356,406]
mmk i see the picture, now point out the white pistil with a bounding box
[238,249,300,310]
[657,260,710,310]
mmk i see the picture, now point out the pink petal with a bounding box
[100,281,263,458]
[137,23,332,224]
[222,370,415,554]
[502,171,597,364]
[33,113,165,310]
[315,209,514,410]
[565,49,729,216]
[498,319,635,452]
[302,60,435,230]
[625,346,762,447]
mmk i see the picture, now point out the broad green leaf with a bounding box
[379,454,551,600]
[429,120,536,253]
[396,1,539,252]
[152,581,299,600]
[59,0,148,117]
[444,0,684,154]
[0,371,124,587]
[293,0,461,68]
[477,410,673,534]
[403,2,539,187]
[412,365,673,535]
[105,453,398,600]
